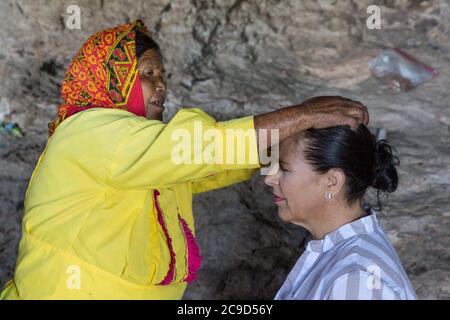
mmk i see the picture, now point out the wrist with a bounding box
[293,104,313,132]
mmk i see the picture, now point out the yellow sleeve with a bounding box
[109,108,260,189]
[192,168,259,194]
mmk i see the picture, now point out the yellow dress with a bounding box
[1,107,260,299]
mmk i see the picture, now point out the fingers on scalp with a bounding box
[351,118,359,130]
[357,109,366,123]
[364,107,369,124]
[331,96,369,125]
[356,105,368,124]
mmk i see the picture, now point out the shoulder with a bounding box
[320,235,414,299]
[327,232,403,274]
[46,109,151,160]
[70,108,147,128]
[323,268,400,300]
[51,108,158,143]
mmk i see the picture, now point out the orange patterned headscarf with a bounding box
[48,19,150,138]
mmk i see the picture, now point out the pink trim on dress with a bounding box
[153,190,176,285]
[178,215,202,283]
[153,190,202,285]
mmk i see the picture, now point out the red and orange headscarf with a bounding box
[48,19,150,137]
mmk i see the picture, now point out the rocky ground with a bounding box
[1,0,449,299]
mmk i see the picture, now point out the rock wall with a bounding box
[1,0,449,299]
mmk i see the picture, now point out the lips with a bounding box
[150,91,165,109]
[274,194,285,203]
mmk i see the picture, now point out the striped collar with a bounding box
[306,209,379,254]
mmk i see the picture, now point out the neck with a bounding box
[307,199,368,240]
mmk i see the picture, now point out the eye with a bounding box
[145,70,154,77]
[279,161,293,172]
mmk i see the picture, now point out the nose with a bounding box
[264,167,280,187]
[155,76,166,94]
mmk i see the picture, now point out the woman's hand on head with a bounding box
[254,96,369,153]
[300,96,369,130]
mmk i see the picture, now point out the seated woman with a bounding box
[265,125,417,300]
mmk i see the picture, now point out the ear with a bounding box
[326,168,346,194]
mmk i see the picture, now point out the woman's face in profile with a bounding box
[138,48,167,120]
[264,137,326,229]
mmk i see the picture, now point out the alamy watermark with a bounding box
[65,5,81,30]
[66,264,81,290]
[366,264,382,290]
[171,123,279,176]
[366,5,381,30]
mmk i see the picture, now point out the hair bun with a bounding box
[371,139,400,193]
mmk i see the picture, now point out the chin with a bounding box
[278,209,306,228]
[277,210,291,223]
[145,111,163,121]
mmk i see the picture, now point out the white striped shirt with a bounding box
[274,210,417,300]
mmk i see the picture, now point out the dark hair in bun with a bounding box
[297,124,400,211]
[372,139,399,193]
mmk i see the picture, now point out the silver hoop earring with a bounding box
[325,192,333,200]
